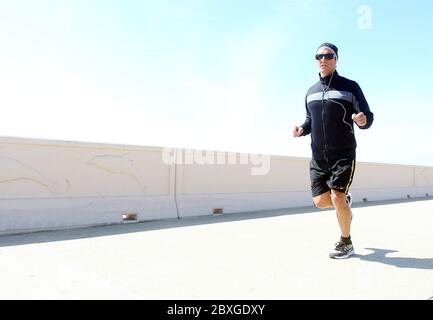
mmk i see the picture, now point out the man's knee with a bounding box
[331,190,347,207]
[313,193,332,209]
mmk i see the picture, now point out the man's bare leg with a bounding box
[330,190,352,238]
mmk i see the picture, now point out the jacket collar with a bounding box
[319,70,338,85]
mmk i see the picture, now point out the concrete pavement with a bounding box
[0,198,432,300]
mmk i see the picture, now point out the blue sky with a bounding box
[1,0,432,166]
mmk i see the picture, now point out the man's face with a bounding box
[316,47,337,76]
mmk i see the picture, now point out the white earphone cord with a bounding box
[320,72,354,134]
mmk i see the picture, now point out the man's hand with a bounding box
[293,126,304,137]
[352,112,367,127]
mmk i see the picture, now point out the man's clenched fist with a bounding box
[293,126,304,137]
[352,112,367,127]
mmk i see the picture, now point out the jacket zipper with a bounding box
[321,91,329,162]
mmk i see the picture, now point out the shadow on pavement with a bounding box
[0,197,431,248]
[0,205,324,247]
[350,195,433,209]
[355,248,433,270]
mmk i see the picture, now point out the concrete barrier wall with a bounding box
[352,163,433,202]
[176,153,312,217]
[1,137,432,234]
[0,137,178,234]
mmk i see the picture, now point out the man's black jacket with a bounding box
[301,71,374,161]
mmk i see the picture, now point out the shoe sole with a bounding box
[330,248,355,259]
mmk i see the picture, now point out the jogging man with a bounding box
[293,43,374,259]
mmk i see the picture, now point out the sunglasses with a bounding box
[315,53,336,60]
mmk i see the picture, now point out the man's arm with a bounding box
[300,96,312,135]
[353,82,374,129]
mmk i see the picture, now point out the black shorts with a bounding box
[310,158,356,197]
